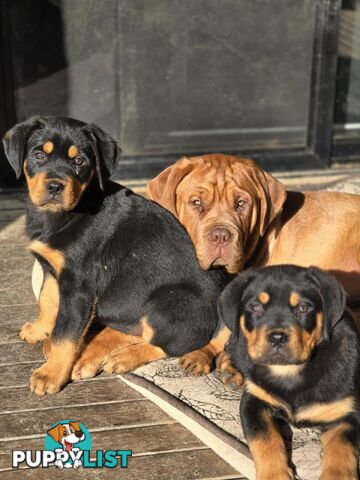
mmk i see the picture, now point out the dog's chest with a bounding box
[246,380,354,427]
[29,240,65,277]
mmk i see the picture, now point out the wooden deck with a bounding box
[0,191,244,479]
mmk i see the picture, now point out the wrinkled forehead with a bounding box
[177,164,257,197]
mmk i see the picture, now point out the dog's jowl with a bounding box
[219,265,360,480]
[3,116,229,395]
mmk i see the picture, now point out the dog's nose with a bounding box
[47,181,64,196]
[208,228,232,246]
[75,430,83,438]
[268,331,289,348]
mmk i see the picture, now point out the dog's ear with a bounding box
[70,421,81,432]
[47,424,64,443]
[2,116,42,178]
[83,124,122,190]
[306,267,346,341]
[146,157,195,216]
[249,168,286,237]
[218,270,255,334]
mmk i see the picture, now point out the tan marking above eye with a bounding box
[289,291,300,307]
[43,141,54,154]
[68,145,79,159]
[258,291,270,304]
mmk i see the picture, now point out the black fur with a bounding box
[220,265,360,470]
[3,116,229,358]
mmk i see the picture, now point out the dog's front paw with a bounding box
[30,363,68,395]
[102,348,135,374]
[103,343,165,374]
[72,353,103,380]
[216,351,244,389]
[19,321,49,344]
[179,349,213,376]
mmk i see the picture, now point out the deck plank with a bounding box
[0,377,143,412]
[1,449,243,479]
[0,423,204,469]
[0,305,37,343]
[0,289,37,308]
[0,342,43,362]
[0,400,173,438]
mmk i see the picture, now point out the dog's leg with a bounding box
[179,326,243,387]
[215,351,244,388]
[30,281,94,395]
[72,327,143,380]
[320,421,359,480]
[179,325,229,375]
[102,341,166,374]
[20,273,58,344]
[241,392,294,480]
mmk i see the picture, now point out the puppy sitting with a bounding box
[219,265,360,480]
[3,116,229,395]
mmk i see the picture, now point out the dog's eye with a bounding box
[191,199,202,207]
[236,199,247,210]
[295,304,309,315]
[250,303,264,314]
[33,151,45,160]
[73,156,84,167]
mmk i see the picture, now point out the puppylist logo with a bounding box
[12,420,132,470]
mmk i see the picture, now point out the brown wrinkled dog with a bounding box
[147,154,360,383]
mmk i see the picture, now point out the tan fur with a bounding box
[268,364,304,377]
[29,240,65,276]
[216,351,244,387]
[180,326,231,376]
[248,410,294,480]
[147,154,286,273]
[68,145,79,158]
[288,313,323,363]
[147,155,360,298]
[141,316,154,343]
[24,160,92,211]
[240,315,270,361]
[267,191,360,297]
[289,291,300,307]
[30,340,79,395]
[103,342,166,374]
[62,176,89,210]
[246,379,353,427]
[72,327,142,380]
[43,141,54,154]
[320,423,358,480]
[258,291,270,304]
[246,380,291,417]
[295,397,354,424]
[24,165,49,206]
[19,275,59,344]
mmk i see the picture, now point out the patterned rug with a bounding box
[122,175,360,480]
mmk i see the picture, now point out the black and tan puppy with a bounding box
[3,116,230,395]
[219,265,360,480]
